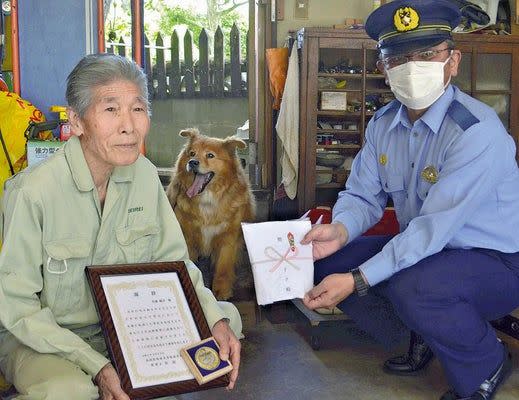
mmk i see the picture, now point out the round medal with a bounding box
[194,346,220,371]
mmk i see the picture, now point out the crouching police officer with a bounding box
[302,1,519,399]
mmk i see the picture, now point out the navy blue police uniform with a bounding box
[314,1,519,398]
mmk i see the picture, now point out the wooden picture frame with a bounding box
[86,261,229,400]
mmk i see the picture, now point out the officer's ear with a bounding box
[446,49,462,78]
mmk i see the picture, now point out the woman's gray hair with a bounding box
[66,53,150,117]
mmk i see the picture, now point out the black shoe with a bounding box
[383,331,434,376]
[439,344,512,400]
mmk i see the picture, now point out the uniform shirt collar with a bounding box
[387,84,455,134]
[419,84,454,134]
[65,136,135,192]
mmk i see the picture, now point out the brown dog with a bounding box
[166,128,256,300]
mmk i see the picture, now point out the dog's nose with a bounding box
[188,159,199,169]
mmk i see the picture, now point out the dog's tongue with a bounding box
[186,173,208,198]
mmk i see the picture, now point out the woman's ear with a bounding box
[67,107,84,137]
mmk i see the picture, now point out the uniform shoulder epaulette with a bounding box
[373,100,399,121]
[447,100,480,131]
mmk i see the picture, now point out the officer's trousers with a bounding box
[0,302,242,400]
[315,235,519,397]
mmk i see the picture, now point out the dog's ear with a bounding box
[179,128,200,140]
[224,136,247,151]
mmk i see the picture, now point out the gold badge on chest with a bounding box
[421,165,438,184]
[379,154,388,166]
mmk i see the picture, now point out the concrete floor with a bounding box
[178,301,519,400]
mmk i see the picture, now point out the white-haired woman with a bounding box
[0,53,242,400]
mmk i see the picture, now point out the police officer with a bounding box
[302,1,519,399]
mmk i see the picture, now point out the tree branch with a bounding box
[216,0,248,14]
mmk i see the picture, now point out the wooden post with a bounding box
[170,30,181,97]
[199,29,210,96]
[117,37,126,57]
[155,33,167,99]
[214,26,224,97]
[144,34,153,99]
[230,23,241,96]
[184,30,195,96]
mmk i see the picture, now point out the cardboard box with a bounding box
[321,91,347,111]
[27,140,64,166]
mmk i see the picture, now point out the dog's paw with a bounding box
[212,281,233,301]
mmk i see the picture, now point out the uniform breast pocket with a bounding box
[417,180,433,201]
[43,238,92,316]
[380,172,406,206]
[115,221,160,262]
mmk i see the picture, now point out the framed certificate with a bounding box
[86,261,229,399]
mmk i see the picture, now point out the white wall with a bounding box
[276,0,375,45]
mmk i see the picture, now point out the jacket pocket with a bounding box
[43,237,92,315]
[115,220,160,262]
[380,172,406,207]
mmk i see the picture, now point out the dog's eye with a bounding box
[189,151,196,157]
[206,153,215,159]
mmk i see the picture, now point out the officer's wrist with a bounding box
[351,268,370,297]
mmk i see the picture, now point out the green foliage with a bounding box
[106,0,248,59]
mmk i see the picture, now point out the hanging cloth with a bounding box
[266,47,289,110]
[275,44,299,200]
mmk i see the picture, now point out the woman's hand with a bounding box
[301,223,348,261]
[303,273,355,310]
[211,319,241,390]
[95,363,130,400]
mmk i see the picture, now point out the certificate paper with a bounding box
[242,220,314,305]
[101,272,200,388]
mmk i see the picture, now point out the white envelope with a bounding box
[241,220,314,305]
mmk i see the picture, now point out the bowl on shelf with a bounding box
[316,152,346,168]
[316,166,333,184]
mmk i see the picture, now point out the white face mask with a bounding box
[386,56,452,110]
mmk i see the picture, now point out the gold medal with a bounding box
[379,154,387,166]
[194,346,220,370]
[421,165,438,184]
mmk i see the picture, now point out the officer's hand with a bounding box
[212,319,241,390]
[301,223,348,260]
[95,363,130,400]
[303,273,354,310]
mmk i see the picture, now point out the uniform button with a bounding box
[411,162,414,168]
[413,132,418,137]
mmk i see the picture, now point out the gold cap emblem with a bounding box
[421,165,438,184]
[194,346,220,370]
[394,7,420,32]
[379,154,387,166]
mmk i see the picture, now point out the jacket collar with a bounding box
[65,136,135,192]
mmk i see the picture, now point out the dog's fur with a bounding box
[166,128,256,300]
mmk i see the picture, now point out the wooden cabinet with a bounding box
[296,28,519,213]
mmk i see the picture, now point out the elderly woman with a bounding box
[0,53,242,400]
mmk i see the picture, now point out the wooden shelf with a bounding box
[316,183,345,189]
[316,129,360,135]
[318,88,361,93]
[318,73,362,79]
[318,110,360,116]
[317,144,360,150]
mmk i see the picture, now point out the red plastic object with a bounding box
[308,206,332,224]
[363,208,400,236]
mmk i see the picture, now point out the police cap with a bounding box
[365,0,461,56]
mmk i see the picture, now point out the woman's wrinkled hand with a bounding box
[95,363,130,400]
[211,319,241,390]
